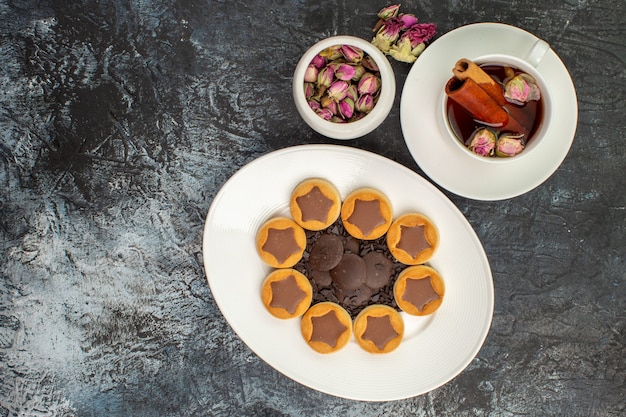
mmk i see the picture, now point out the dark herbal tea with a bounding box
[446,64,544,150]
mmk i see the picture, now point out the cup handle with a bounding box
[525,39,550,68]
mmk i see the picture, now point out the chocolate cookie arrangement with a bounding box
[256,178,445,354]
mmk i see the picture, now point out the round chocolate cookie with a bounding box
[309,234,343,271]
[330,253,366,291]
[309,269,332,288]
[334,285,375,307]
[342,235,360,254]
[363,251,394,289]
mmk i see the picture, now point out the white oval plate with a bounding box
[203,145,493,401]
[400,23,578,200]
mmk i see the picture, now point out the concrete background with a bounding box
[0,0,624,415]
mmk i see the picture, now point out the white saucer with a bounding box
[203,145,493,401]
[400,23,578,200]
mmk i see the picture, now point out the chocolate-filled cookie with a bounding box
[261,269,312,319]
[387,213,439,265]
[256,217,306,268]
[301,302,352,354]
[394,265,444,316]
[353,304,404,354]
[290,178,342,231]
[341,188,393,240]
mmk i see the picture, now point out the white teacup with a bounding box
[441,39,553,163]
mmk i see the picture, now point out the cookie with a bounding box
[301,302,352,354]
[261,269,313,319]
[386,213,439,265]
[340,187,392,240]
[256,217,307,268]
[290,178,342,231]
[393,265,445,316]
[353,304,404,354]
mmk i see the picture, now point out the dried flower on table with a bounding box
[378,4,401,20]
[371,4,436,63]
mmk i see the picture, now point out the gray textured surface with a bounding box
[0,0,624,416]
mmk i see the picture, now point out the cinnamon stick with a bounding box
[505,102,534,136]
[452,59,507,106]
[445,77,509,127]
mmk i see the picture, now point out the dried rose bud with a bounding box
[357,72,381,95]
[324,99,338,116]
[378,4,401,20]
[340,45,364,63]
[332,63,357,81]
[319,45,343,60]
[304,82,315,98]
[376,17,404,43]
[317,66,334,87]
[338,98,355,119]
[308,100,321,111]
[400,23,437,47]
[304,64,319,83]
[467,128,497,157]
[399,13,418,29]
[373,4,401,32]
[371,16,405,54]
[345,84,359,102]
[495,134,525,157]
[504,73,541,105]
[361,55,379,72]
[316,108,333,121]
[351,65,366,81]
[355,94,375,114]
[327,80,350,101]
[310,54,326,69]
[320,95,335,110]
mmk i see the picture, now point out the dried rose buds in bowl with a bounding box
[293,36,395,140]
[305,44,381,122]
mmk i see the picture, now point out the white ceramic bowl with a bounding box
[293,35,396,140]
